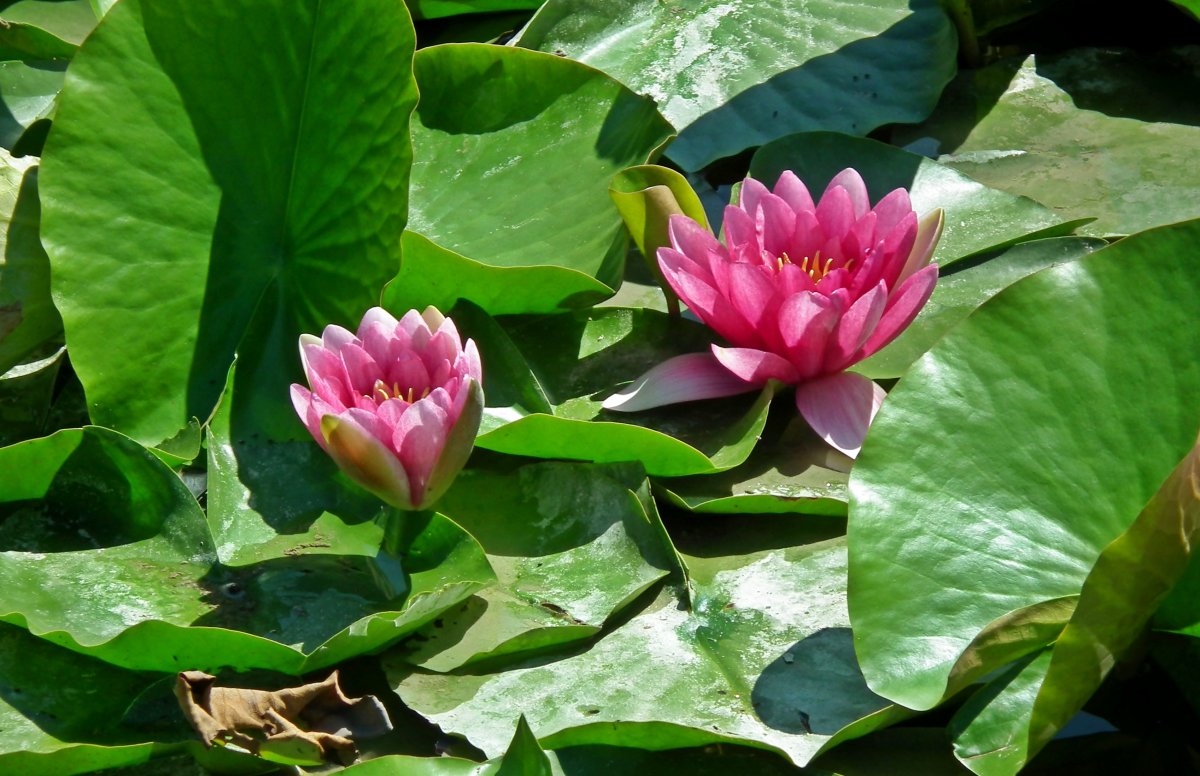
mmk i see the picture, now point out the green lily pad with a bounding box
[0,155,60,374]
[460,306,774,477]
[389,524,903,768]
[39,0,418,448]
[855,236,1107,379]
[341,715,552,775]
[847,219,1200,717]
[384,43,673,316]
[515,0,957,171]
[657,414,849,517]
[399,461,677,672]
[948,437,1200,775]
[750,132,1085,269]
[0,346,63,447]
[0,426,494,675]
[0,1,99,46]
[894,49,1200,237]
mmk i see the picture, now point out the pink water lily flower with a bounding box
[604,169,943,458]
[291,306,484,511]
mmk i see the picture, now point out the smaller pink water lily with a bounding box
[603,168,943,458]
[290,306,483,511]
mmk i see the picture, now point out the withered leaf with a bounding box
[175,669,392,766]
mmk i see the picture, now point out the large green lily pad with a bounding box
[389,522,903,768]
[384,43,672,316]
[895,49,1200,237]
[39,0,418,447]
[848,219,1200,717]
[515,0,957,170]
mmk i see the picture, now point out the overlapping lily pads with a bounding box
[390,522,902,768]
[896,49,1200,237]
[400,461,678,672]
[0,426,494,675]
[454,303,773,477]
[848,219,1200,770]
[384,43,673,316]
[515,0,957,170]
[0,152,59,374]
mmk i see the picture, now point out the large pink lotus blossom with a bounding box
[291,306,483,510]
[604,169,943,458]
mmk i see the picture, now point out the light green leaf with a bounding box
[390,530,902,768]
[461,306,774,477]
[0,155,60,373]
[385,43,672,316]
[848,219,1200,714]
[400,462,676,672]
[515,0,957,170]
[856,236,1106,379]
[896,49,1200,237]
[39,0,417,446]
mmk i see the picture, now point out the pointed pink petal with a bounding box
[460,339,483,383]
[871,188,913,236]
[826,281,888,371]
[777,292,839,379]
[301,340,352,408]
[790,209,826,265]
[320,413,414,508]
[384,351,431,399]
[737,176,771,215]
[602,353,757,412]
[777,261,818,296]
[824,169,870,219]
[815,185,855,240]
[340,343,383,396]
[359,307,399,337]
[877,211,918,288]
[711,345,799,384]
[896,208,944,286]
[859,264,939,359]
[668,214,725,271]
[320,324,357,354]
[773,170,815,214]
[758,194,796,257]
[659,256,762,347]
[794,371,886,459]
[724,262,777,331]
[290,384,325,444]
[722,205,760,261]
[395,399,450,506]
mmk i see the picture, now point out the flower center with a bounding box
[773,250,854,281]
[373,379,430,404]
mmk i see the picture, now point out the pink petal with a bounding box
[395,398,451,506]
[724,262,778,332]
[859,264,939,359]
[871,188,913,236]
[320,324,357,354]
[737,176,771,216]
[896,208,944,286]
[359,307,399,337]
[824,169,870,219]
[814,185,855,241]
[290,384,324,445]
[658,255,762,348]
[777,292,839,379]
[320,413,414,509]
[340,343,383,396]
[794,371,886,459]
[826,281,888,371]
[877,212,918,288]
[758,193,796,257]
[790,209,826,268]
[668,215,725,272]
[711,345,799,384]
[773,170,815,214]
[461,339,483,383]
[602,352,757,412]
[300,339,352,408]
[721,205,761,261]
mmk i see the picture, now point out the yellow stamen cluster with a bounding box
[373,379,430,404]
[773,250,854,281]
